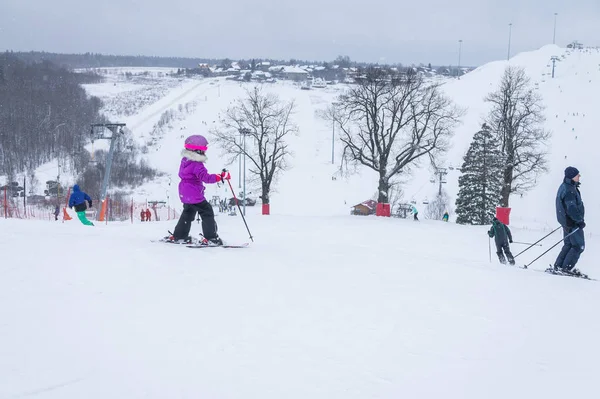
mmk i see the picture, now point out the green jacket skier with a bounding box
[488,217,514,265]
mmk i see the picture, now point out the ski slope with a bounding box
[3,46,600,398]
[54,44,597,230]
[1,216,599,398]
[408,44,600,231]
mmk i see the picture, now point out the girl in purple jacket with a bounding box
[166,135,230,245]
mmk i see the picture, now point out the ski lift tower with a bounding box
[433,167,448,196]
[551,56,559,78]
[91,123,126,221]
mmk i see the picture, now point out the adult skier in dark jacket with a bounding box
[554,166,585,273]
[488,217,514,265]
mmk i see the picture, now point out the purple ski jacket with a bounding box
[178,150,219,204]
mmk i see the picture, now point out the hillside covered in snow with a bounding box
[2,46,600,399]
[50,45,596,232]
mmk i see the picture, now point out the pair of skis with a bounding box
[153,237,249,249]
[510,226,594,280]
[187,242,249,249]
[503,261,594,281]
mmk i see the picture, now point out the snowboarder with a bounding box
[442,211,449,222]
[145,208,152,222]
[68,184,94,226]
[140,209,146,222]
[412,205,419,221]
[488,217,514,265]
[165,135,230,245]
[553,166,586,274]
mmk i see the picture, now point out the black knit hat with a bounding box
[565,166,580,179]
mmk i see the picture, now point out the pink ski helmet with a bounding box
[184,135,208,151]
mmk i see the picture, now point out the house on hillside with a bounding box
[281,66,309,81]
[351,200,377,216]
[259,61,271,71]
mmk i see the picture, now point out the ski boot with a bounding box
[200,236,224,246]
[162,231,196,245]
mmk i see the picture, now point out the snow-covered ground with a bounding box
[2,216,599,398]
[3,46,600,398]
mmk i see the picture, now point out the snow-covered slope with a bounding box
[3,48,600,399]
[2,216,599,398]
[65,45,599,230]
[407,44,600,230]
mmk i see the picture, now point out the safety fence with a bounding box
[1,187,178,223]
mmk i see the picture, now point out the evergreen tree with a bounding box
[455,123,504,225]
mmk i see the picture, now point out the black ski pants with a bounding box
[496,241,514,263]
[173,200,217,240]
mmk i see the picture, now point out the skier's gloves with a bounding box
[577,221,586,229]
[509,239,513,243]
[220,170,231,180]
[88,201,93,208]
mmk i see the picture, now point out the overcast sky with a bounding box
[1,0,598,66]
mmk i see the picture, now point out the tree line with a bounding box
[0,53,103,181]
[0,53,159,196]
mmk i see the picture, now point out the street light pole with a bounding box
[458,39,463,78]
[331,119,335,164]
[243,132,247,217]
[553,13,558,45]
[507,23,513,60]
[238,128,251,216]
[331,102,340,164]
[238,134,242,189]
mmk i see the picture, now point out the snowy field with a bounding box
[3,45,600,398]
[1,215,599,398]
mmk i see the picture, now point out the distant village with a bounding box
[175,58,474,87]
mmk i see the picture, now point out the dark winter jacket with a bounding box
[556,177,585,228]
[488,219,513,245]
[68,185,92,213]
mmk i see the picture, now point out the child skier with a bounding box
[442,211,449,222]
[165,135,230,245]
[68,184,94,226]
[488,217,514,265]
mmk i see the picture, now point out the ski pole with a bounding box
[512,241,543,246]
[224,170,254,242]
[488,237,492,263]
[523,228,579,269]
[514,226,561,259]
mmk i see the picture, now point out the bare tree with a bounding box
[332,68,463,203]
[211,87,297,205]
[485,66,550,207]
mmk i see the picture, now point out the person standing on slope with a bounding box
[68,184,94,226]
[412,205,419,221]
[488,217,514,265]
[165,135,230,245]
[553,166,586,274]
